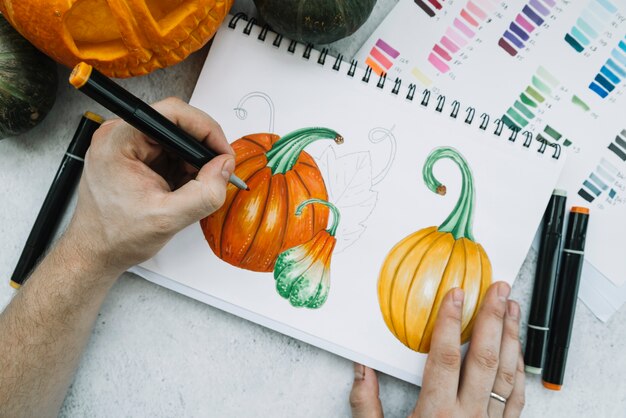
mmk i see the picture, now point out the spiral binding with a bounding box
[228,13,562,159]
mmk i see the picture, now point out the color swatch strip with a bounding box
[588,36,626,98]
[498,0,557,57]
[564,0,618,52]
[578,157,620,203]
[428,0,500,73]
[365,38,401,76]
[415,0,446,17]
[578,129,626,203]
[537,125,572,147]
[501,66,560,130]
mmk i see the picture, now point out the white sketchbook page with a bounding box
[137,22,564,385]
[355,0,626,288]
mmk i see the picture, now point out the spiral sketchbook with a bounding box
[131,15,565,385]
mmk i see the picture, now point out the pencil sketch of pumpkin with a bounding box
[377,147,492,353]
[315,126,397,253]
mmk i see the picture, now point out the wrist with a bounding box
[58,222,126,283]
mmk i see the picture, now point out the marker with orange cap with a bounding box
[542,206,590,391]
[69,62,248,191]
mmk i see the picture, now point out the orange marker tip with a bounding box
[571,206,589,215]
[69,62,93,89]
[9,280,21,290]
[84,111,104,124]
[542,381,562,391]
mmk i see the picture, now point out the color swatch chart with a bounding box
[428,0,502,73]
[588,35,626,98]
[365,39,401,76]
[498,0,557,57]
[564,0,619,53]
[501,66,559,130]
[415,0,448,17]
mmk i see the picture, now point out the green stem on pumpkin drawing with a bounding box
[265,127,343,175]
[422,147,476,241]
[296,198,341,237]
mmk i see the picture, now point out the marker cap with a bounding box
[563,207,589,251]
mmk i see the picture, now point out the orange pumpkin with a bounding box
[378,147,492,353]
[200,127,343,272]
[0,0,233,78]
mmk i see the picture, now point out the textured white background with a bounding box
[0,0,624,416]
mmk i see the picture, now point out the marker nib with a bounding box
[228,173,249,191]
[246,187,250,191]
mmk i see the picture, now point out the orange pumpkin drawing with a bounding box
[200,127,343,272]
[0,0,233,78]
[378,147,492,353]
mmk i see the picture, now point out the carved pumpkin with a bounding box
[200,127,343,272]
[377,147,492,353]
[0,0,234,78]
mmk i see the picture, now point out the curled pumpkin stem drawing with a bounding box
[368,127,397,186]
[234,91,275,133]
[274,199,340,309]
[377,146,492,353]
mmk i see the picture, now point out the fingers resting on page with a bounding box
[350,281,525,418]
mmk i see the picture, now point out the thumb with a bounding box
[349,364,384,418]
[163,154,235,229]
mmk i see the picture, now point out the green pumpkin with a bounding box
[0,17,57,139]
[253,0,377,45]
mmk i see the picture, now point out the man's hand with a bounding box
[0,98,234,418]
[350,282,526,418]
[68,97,235,276]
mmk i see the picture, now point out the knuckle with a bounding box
[498,368,516,387]
[504,326,520,342]
[163,96,184,106]
[432,345,462,371]
[149,211,175,235]
[483,303,506,321]
[473,348,499,371]
[201,183,226,212]
[348,388,369,409]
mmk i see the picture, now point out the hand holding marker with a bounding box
[69,62,248,191]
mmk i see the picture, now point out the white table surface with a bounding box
[1,1,625,416]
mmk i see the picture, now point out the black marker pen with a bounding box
[524,189,567,374]
[10,112,103,289]
[543,206,590,391]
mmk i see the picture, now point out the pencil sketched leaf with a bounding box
[316,147,378,253]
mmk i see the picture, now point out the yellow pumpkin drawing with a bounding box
[377,147,492,353]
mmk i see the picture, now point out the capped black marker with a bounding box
[10,112,104,289]
[69,62,248,191]
[543,206,590,391]
[524,189,567,374]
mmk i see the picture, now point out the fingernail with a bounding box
[507,300,519,320]
[452,288,464,307]
[354,363,365,381]
[498,282,511,302]
[221,157,235,182]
